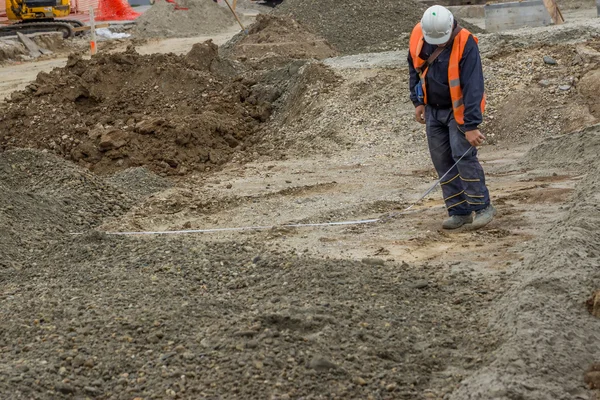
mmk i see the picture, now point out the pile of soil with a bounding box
[482,41,599,143]
[451,126,600,400]
[0,42,272,175]
[520,123,600,169]
[0,149,133,268]
[134,0,234,38]
[273,0,482,55]
[221,14,338,67]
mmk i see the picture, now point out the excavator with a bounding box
[0,0,84,38]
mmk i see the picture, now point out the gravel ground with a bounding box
[2,8,600,400]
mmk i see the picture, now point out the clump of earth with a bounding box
[221,14,338,68]
[0,42,272,175]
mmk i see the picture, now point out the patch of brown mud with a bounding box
[0,42,271,175]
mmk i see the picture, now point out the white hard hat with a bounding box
[421,5,454,45]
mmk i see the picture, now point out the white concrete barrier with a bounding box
[484,0,551,32]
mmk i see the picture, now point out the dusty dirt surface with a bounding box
[0,43,273,175]
[134,0,238,38]
[273,0,481,55]
[221,14,337,68]
[2,6,600,400]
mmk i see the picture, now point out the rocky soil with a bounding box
[273,0,481,55]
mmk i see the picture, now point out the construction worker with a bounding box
[408,5,496,230]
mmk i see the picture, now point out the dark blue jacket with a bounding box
[408,31,485,131]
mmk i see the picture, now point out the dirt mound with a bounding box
[222,14,337,67]
[483,41,599,144]
[450,128,600,399]
[0,43,272,175]
[134,0,234,38]
[520,123,600,169]
[273,0,482,55]
[0,149,133,268]
[250,62,346,157]
[107,167,173,198]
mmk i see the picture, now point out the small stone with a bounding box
[84,358,94,368]
[147,333,160,344]
[174,345,186,353]
[72,354,86,368]
[135,118,165,135]
[84,386,101,395]
[182,352,195,361]
[361,257,385,266]
[538,79,551,88]
[309,357,337,371]
[354,376,367,386]
[386,383,398,392]
[55,383,75,394]
[98,129,129,151]
[543,56,557,65]
[410,280,429,289]
[253,360,264,370]
[558,85,571,91]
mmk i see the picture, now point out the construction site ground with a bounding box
[1,3,600,400]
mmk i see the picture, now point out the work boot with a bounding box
[471,204,497,230]
[442,214,473,229]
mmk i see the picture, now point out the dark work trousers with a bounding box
[425,107,490,216]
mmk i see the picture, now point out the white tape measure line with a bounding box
[72,147,473,236]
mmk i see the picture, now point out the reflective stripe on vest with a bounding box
[409,23,486,126]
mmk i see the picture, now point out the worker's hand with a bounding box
[415,105,425,124]
[465,129,486,147]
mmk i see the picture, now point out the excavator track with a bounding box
[0,21,74,39]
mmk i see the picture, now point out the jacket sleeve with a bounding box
[408,51,424,107]
[459,35,485,131]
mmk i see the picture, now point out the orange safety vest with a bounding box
[409,23,486,126]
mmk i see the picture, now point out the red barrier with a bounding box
[96,0,141,21]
